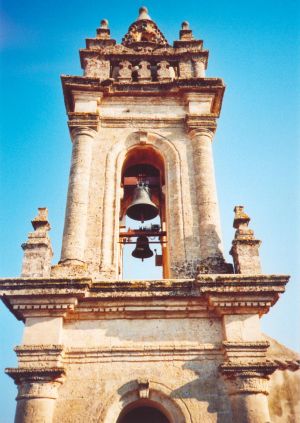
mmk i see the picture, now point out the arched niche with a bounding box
[99,131,186,279]
[120,145,165,221]
[119,145,168,277]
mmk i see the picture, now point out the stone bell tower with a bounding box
[1,7,299,423]
[56,6,233,281]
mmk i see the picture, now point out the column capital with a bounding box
[219,361,277,395]
[186,114,217,135]
[188,127,215,141]
[70,126,98,142]
[68,111,99,136]
[6,367,65,399]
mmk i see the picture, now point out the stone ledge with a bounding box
[15,344,64,353]
[100,115,184,128]
[223,341,270,349]
[63,343,222,362]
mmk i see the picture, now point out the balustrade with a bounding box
[112,60,176,82]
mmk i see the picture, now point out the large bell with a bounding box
[126,183,159,222]
[132,235,153,261]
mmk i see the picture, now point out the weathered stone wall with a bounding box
[54,354,232,423]
[47,316,232,422]
[62,317,223,347]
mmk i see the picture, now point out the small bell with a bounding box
[132,235,153,261]
[126,183,158,222]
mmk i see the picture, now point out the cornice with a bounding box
[0,277,92,291]
[0,275,289,320]
[61,74,225,114]
[198,274,288,316]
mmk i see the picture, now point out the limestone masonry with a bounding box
[1,7,299,423]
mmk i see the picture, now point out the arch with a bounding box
[122,145,165,180]
[99,130,187,278]
[97,379,192,423]
[120,145,165,220]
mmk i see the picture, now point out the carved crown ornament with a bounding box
[122,7,169,49]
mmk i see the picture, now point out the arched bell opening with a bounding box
[119,146,169,279]
[117,400,170,423]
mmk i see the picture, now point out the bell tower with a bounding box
[1,7,299,423]
[57,6,232,281]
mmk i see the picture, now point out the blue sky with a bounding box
[0,0,299,421]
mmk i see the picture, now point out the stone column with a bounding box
[189,128,228,272]
[7,368,64,423]
[60,127,97,264]
[220,362,275,423]
[220,313,275,423]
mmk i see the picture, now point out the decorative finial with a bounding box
[138,6,151,20]
[179,21,194,41]
[230,205,262,274]
[31,207,50,232]
[233,205,250,229]
[181,21,190,30]
[100,19,109,29]
[21,207,53,277]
